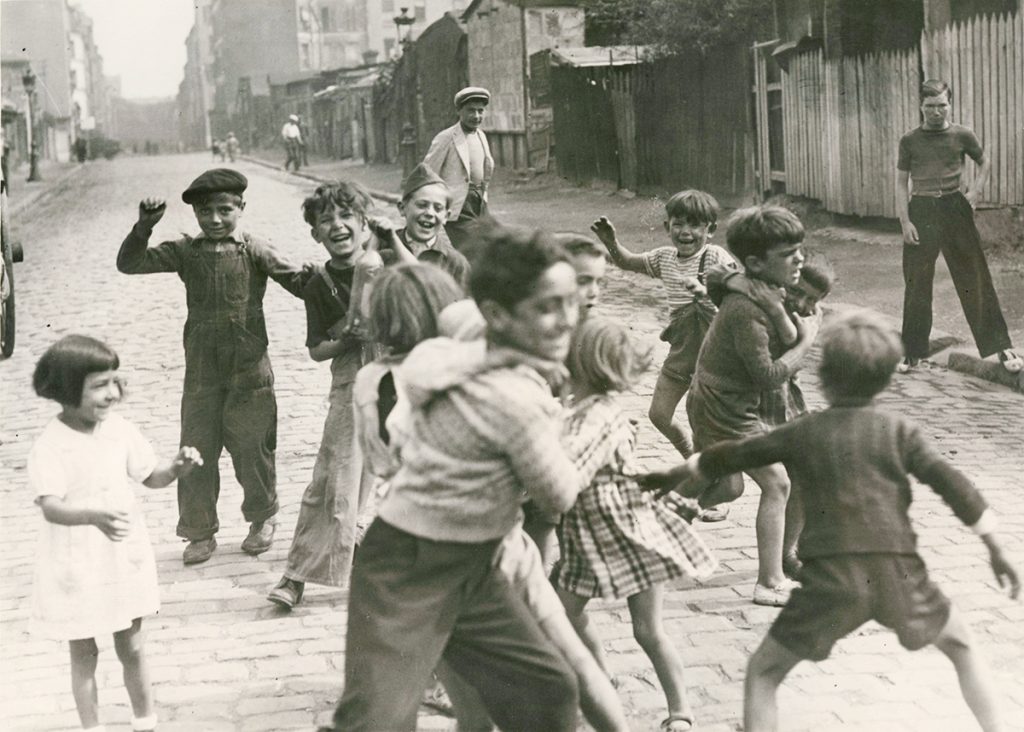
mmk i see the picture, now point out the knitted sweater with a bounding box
[694,292,805,392]
[377,338,580,543]
[698,405,988,558]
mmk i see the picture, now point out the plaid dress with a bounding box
[555,395,717,599]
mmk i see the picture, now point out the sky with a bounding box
[73,0,195,100]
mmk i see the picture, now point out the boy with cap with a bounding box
[424,86,494,251]
[117,168,312,565]
[379,162,471,286]
[281,114,303,172]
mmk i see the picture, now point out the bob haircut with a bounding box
[664,189,720,226]
[468,221,570,311]
[33,334,121,406]
[302,180,373,226]
[726,205,805,263]
[568,317,652,393]
[818,310,903,402]
[368,262,464,354]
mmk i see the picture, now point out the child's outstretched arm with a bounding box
[590,217,646,274]
[746,279,798,346]
[252,239,316,299]
[143,446,203,488]
[981,532,1020,599]
[37,495,131,541]
[117,198,185,274]
[367,215,416,265]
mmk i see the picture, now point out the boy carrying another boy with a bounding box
[684,205,819,605]
[324,224,585,732]
[117,169,311,565]
[591,190,732,460]
[642,310,1020,732]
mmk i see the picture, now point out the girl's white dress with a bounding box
[28,414,160,640]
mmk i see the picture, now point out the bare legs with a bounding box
[68,618,153,730]
[744,607,1004,732]
[649,373,693,458]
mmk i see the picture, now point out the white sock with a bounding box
[132,713,158,730]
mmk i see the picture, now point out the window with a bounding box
[383,0,394,12]
[321,6,332,31]
[300,42,311,69]
[414,3,425,21]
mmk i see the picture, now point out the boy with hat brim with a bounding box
[375,163,472,287]
[117,168,313,565]
[423,86,494,252]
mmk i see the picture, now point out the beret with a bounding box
[181,168,248,204]
[454,86,490,108]
[402,162,447,197]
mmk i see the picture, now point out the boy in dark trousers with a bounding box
[117,169,311,565]
[642,310,1020,732]
[896,79,1022,374]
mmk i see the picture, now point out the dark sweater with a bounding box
[693,292,804,393]
[698,405,987,558]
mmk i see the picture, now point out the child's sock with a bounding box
[132,713,158,731]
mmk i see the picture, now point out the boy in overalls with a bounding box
[117,169,311,565]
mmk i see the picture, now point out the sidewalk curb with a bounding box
[823,302,1022,392]
[240,155,401,205]
[8,164,86,218]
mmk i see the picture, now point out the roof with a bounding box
[549,46,650,68]
[461,0,580,23]
[313,68,382,100]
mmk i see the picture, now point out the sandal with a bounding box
[998,349,1023,373]
[660,713,695,731]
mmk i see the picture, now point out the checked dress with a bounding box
[555,394,716,599]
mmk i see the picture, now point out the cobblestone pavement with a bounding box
[1,154,1021,732]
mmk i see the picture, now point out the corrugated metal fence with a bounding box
[782,10,1023,217]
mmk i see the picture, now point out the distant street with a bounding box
[1,154,1022,731]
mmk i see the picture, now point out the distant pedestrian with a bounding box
[281,114,303,171]
[116,169,313,565]
[895,79,1022,374]
[28,335,203,732]
[296,115,309,166]
[641,310,1020,732]
[423,87,494,251]
[210,139,221,161]
[225,132,240,163]
[555,318,717,732]
[74,136,88,163]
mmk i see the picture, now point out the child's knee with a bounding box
[113,625,145,664]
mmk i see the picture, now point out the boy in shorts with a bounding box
[642,310,1020,732]
[591,190,732,459]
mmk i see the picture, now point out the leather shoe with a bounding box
[183,538,217,565]
[241,518,276,555]
[267,577,304,609]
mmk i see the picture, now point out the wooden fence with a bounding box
[781,10,1023,217]
[551,45,752,201]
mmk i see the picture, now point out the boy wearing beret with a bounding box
[117,168,312,565]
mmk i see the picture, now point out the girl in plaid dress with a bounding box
[555,318,717,732]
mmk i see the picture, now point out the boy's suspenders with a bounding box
[317,265,350,311]
[697,248,710,285]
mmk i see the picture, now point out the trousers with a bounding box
[902,192,1012,359]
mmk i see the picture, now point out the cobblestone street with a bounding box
[1,154,1022,731]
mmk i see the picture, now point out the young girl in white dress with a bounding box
[556,318,718,732]
[28,335,202,732]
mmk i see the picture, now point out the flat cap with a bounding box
[289,114,299,122]
[181,168,248,204]
[402,162,448,198]
[454,86,490,108]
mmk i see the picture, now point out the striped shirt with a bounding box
[641,244,733,313]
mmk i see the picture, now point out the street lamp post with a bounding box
[393,7,415,52]
[21,68,41,182]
